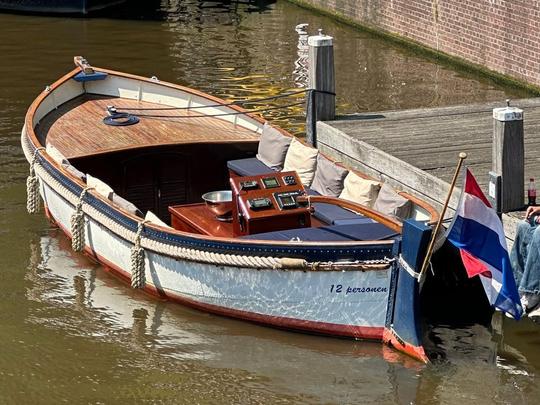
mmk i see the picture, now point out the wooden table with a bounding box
[169,203,327,238]
[168,203,234,238]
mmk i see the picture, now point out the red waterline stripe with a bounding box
[382,328,428,363]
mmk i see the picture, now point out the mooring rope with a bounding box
[113,89,310,112]
[125,101,306,119]
[26,147,45,214]
[70,187,93,252]
[131,220,149,289]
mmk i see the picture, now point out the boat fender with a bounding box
[26,147,45,214]
[131,221,149,289]
[103,113,140,127]
[70,187,93,252]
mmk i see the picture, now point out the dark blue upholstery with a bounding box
[227,158,275,177]
[312,202,371,225]
[241,223,398,242]
[306,188,321,196]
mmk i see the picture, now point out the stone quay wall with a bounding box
[297,0,540,89]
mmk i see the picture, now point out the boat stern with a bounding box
[383,219,431,363]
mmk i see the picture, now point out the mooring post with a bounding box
[306,29,335,147]
[492,100,524,212]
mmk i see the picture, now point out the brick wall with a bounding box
[300,0,540,88]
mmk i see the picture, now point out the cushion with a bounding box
[256,123,292,170]
[111,193,141,216]
[312,202,371,225]
[46,143,67,165]
[227,158,275,177]
[283,138,318,186]
[61,162,86,181]
[310,155,348,197]
[373,183,412,220]
[241,223,398,242]
[86,174,114,199]
[338,172,381,208]
[145,210,172,229]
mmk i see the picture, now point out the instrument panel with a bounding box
[230,171,310,235]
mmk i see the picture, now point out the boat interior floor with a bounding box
[35,94,259,159]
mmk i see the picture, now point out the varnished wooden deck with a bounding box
[36,95,259,159]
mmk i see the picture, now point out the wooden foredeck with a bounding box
[36,95,259,159]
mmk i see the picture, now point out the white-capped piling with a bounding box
[306,29,335,146]
[492,101,524,212]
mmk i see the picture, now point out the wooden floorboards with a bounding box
[36,95,259,159]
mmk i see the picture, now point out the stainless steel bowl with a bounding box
[202,190,233,218]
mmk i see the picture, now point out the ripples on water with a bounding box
[0,0,538,403]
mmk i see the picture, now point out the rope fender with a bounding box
[26,147,45,214]
[131,220,149,289]
[70,187,93,252]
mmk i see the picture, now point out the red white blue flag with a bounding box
[446,169,523,320]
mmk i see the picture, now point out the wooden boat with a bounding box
[21,57,441,362]
[0,0,125,14]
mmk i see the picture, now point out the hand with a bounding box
[526,206,540,219]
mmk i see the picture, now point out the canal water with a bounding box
[0,1,539,403]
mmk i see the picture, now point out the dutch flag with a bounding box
[446,169,523,320]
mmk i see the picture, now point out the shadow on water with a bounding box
[96,0,277,21]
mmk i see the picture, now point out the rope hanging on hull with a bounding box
[70,187,93,252]
[26,148,45,214]
[131,221,148,289]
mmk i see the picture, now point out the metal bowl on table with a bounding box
[202,190,233,221]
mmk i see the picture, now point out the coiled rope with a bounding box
[131,220,149,289]
[70,187,93,252]
[26,147,45,214]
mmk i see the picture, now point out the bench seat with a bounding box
[240,223,399,242]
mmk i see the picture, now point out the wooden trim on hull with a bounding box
[50,215,385,342]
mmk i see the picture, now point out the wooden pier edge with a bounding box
[316,121,521,244]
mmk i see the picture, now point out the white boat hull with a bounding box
[39,176,393,339]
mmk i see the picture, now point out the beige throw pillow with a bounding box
[373,183,412,220]
[283,138,318,186]
[86,174,114,200]
[256,123,292,170]
[46,143,67,165]
[145,210,172,229]
[338,172,381,207]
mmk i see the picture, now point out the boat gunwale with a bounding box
[23,65,411,252]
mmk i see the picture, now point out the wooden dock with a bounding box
[316,97,540,241]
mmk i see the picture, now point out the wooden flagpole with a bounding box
[418,152,467,281]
